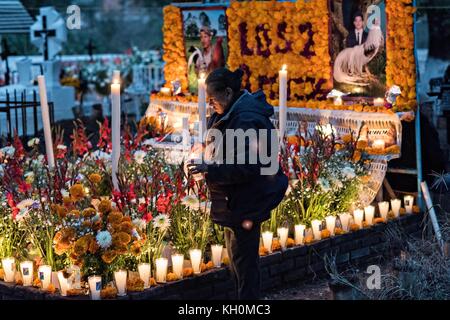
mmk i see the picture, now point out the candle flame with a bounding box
[282,64,287,71]
[199,72,206,80]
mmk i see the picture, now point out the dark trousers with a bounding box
[224,223,261,300]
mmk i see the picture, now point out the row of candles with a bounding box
[333,96,385,107]
[1,244,224,300]
[261,196,415,253]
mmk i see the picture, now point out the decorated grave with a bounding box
[0,0,423,300]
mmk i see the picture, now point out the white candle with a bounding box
[88,275,102,300]
[372,139,385,151]
[325,216,336,236]
[114,270,127,296]
[334,96,343,106]
[294,224,306,245]
[38,265,52,290]
[171,254,184,279]
[373,97,385,107]
[364,205,375,226]
[137,263,151,289]
[279,64,288,141]
[311,219,322,240]
[262,231,273,253]
[37,75,55,169]
[211,245,223,268]
[57,271,71,296]
[1,257,15,283]
[391,199,401,218]
[404,195,414,214]
[20,261,33,286]
[160,87,171,96]
[189,249,202,274]
[353,209,364,228]
[277,227,289,249]
[182,117,190,147]
[339,213,351,232]
[378,202,389,221]
[111,74,121,191]
[198,73,207,143]
[112,70,121,84]
[155,257,168,283]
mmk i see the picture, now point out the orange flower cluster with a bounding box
[162,6,188,92]
[227,0,332,107]
[183,267,194,278]
[321,229,331,239]
[151,92,198,104]
[100,285,118,299]
[386,0,417,111]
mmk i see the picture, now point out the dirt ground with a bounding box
[263,280,332,300]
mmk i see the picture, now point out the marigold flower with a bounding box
[334,227,345,235]
[350,223,360,231]
[304,235,314,244]
[69,184,85,201]
[352,150,362,162]
[412,205,420,214]
[356,140,368,150]
[88,173,102,184]
[82,208,97,218]
[100,285,117,299]
[120,221,133,234]
[374,217,385,224]
[63,196,73,205]
[321,229,331,239]
[206,261,214,270]
[0,269,5,281]
[400,208,407,216]
[127,277,144,292]
[108,211,123,224]
[46,283,56,294]
[70,210,81,218]
[150,277,157,286]
[73,236,89,256]
[342,134,353,144]
[271,239,282,252]
[130,241,142,256]
[222,256,230,265]
[101,250,117,264]
[183,268,194,278]
[98,199,112,214]
[259,246,269,256]
[286,238,295,248]
[166,272,179,282]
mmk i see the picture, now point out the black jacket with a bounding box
[346,30,368,48]
[205,90,288,228]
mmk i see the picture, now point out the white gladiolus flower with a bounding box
[132,218,147,231]
[27,138,40,147]
[0,146,15,157]
[57,144,67,150]
[342,167,356,180]
[142,139,154,146]
[152,214,171,231]
[134,150,147,164]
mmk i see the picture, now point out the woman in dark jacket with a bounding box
[188,68,288,299]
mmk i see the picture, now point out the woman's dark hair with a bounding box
[206,68,244,94]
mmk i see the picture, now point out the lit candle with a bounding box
[339,213,351,232]
[372,139,385,151]
[88,275,102,300]
[57,271,71,296]
[1,257,15,283]
[37,75,55,169]
[171,254,184,279]
[211,245,223,268]
[262,231,273,253]
[311,219,322,240]
[189,249,202,274]
[325,216,336,236]
[373,97,385,107]
[334,96,343,106]
[391,199,401,218]
[294,224,306,245]
[404,195,414,214]
[20,261,33,286]
[160,87,171,96]
[198,72,207,143]
[279,64,288,140]
[182,117,190,147]
[155,257,168,283]
[364,205,375,226]
[378,202,389,221]
[277,227,289,249]
[111,73,121,191]
[353,209,364,228]
[38,265,52,290]
[114,270,127,296]
[137,263,151,289]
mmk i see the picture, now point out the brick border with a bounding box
[0,213,423,300]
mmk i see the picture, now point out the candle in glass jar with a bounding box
[160,87,171,96]
[38,265,52,290]
[334,96,343,106]
[1,257,15,283]
[378,201,389,220]
[189,249,202,274]
[404,195,414,214]
[137,263,151,289]
[339,213,351,232]
[294,224,306,245]
[171,254,184,279]
[211,245,223,268]
[372,139,385,151]
[111,75,121,191]
[88,275,102,300]
[373,97,385,107]
[391,199,401,218]
[364,205,375,226]
[353,209,364,228]
[155,257,168,283]
[57,271,71,296]
[114,270,127,296]
[279,64,288,140]
[262,231,273,253]
[311,219,322,240]
[325,216,336,236]
[20,261,33,286]
[277,227,289,249]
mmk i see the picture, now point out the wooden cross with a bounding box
[33,15,56,61]
[1,38,15,86]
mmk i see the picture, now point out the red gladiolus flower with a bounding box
[6,193,19,220]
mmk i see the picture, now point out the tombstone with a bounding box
[16,58,32,86]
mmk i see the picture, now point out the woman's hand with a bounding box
[187,161,208,175]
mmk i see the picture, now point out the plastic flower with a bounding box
[133,150,147,164]
[341,167,356,180]
[181,195,200,210]
[0,146,15,158]
[132,218,147,231]
[96,230,112,249]
[16,199,37,210]
[318,178,331,192]
[27,138,40,147]
[152,214,171,231]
